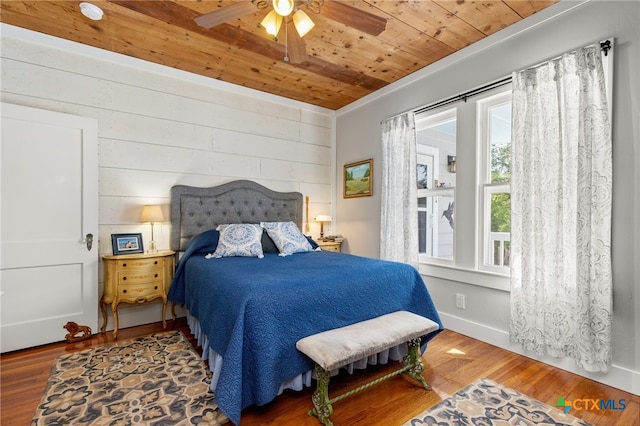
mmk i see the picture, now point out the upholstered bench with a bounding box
[296,311,439,426]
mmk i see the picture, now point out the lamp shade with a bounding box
[293,10,315,37]
[140,205,164,223]
[261,10,283,37]
[315,215,332,222]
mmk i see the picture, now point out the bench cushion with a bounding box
[296,311,439,371]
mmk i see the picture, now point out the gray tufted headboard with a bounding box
[170,180,303,252]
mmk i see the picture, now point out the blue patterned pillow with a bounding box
[261,221,314,256]
[210,224,264,259]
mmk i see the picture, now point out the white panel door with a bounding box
[1,103,98,352]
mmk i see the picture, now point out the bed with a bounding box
[167,180,443,425]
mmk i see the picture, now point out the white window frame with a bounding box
[477,89,512,275]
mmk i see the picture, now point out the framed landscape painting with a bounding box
[344,159,373,198]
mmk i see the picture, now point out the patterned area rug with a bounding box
[32,331,229,425]
[404,378,591,426]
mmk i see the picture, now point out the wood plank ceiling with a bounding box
[0,1,559,110]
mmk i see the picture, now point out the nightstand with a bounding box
[101,250,175,337]
[317,240,342,252]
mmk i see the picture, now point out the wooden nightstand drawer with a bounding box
[116,257,163,270]
[118,282,163,300]
[317,241,342,252]
[118,269,162,285]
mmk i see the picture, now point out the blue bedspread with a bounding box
[168,231,443,425]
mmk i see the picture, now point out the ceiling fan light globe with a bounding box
[273,0,294,17]
[293,10,315,37]
[260,10,283,37]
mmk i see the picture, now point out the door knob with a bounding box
[84,233,94,251]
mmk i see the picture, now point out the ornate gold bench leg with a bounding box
[306,338,431,425]
[309,364,334,426]
[403,337,430,390]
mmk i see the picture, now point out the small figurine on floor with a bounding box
[63,321,92,343]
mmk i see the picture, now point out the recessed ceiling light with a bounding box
[79,2,104,21]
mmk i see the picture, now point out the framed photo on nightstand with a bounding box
[111,233,144,255]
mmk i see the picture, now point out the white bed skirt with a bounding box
[186,312,410,395]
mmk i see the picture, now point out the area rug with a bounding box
[32,331,229,425]
[403,378,591,426]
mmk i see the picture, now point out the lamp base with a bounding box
[148,240,158,253]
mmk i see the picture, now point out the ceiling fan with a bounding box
[194,0,387,63]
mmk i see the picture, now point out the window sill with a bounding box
[418,262,510,292]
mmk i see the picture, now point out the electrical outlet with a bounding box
[456,293,466,309]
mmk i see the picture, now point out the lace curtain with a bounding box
[380,112,419,267]
[510,44,613,372]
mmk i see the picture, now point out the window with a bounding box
[413,42,611,289]
[415,110,456,263]
[415,84,511,277]
[479,92,511,273]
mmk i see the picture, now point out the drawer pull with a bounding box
[123,263,127,267]
[155,274,158,278]
[154,286,158,290]
[123,289,127,293]
[154,261,158,265]
[122,276,127,281]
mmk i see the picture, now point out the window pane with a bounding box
[417,194,454,260]
[418,205,427,253]
[417,164,429,189]
[492,240,510,267]
[417,115,456,189]
[436,195,454,260]
[415,108,456,263]
[488,192,510,266]
[489,103,511,183]
[490,192,510,233]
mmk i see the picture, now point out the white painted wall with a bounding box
[335,1,639,395]
[0,24,335,331]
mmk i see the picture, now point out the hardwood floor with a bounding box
[2,319,637,425]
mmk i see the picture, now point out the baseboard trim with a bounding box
[439,312,639,396]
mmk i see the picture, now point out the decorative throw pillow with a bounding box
[306,236,319,250]
[210,224,264,259]
[261,221,314,256]
[261,231,279,253]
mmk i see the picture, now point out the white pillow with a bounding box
[210,224,264,259]
[261,221,314,256]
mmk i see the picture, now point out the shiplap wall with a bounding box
[0,25,334,329]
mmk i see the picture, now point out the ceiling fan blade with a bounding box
[195,2,257,29]
[320,1,387,36]
[286,22,307,64]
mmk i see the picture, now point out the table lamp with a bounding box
[140,205,164,253]
[315,215,332,241]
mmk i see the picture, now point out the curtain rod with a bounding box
[411,39,612,117]
[413,76,512,115]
